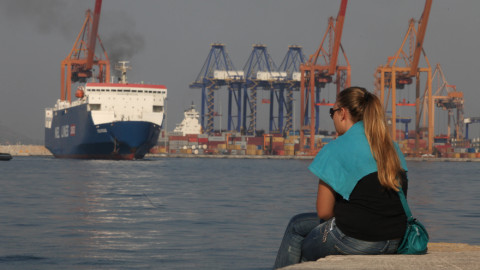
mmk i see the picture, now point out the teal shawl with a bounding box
[308,121,408,200]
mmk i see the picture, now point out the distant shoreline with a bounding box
[0,145,51,156]
[2,145,479,162]
[146,153,480,162]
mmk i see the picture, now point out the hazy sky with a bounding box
[1,0,479,143]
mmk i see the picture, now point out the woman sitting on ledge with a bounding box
[273,87,408,269]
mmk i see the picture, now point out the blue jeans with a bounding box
[273,213,400,269]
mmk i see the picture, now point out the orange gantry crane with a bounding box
[61,0,110,103]
[299,0,351,153]
[431,63,464,140]
[374,0,433,153]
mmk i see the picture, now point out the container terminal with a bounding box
[150,102,480,159]
[175,0,480,159]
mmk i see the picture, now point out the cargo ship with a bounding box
[45,62,167,160]
[44,1,167,160]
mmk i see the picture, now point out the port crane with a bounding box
[465,117,480,140]
[278,45,306,135]
[189,43,244,135]
[374,0,433,153]
[61,0,110,103]
[259,46,304,136]
[299,0,351,153]
[431,63,464,140]
[242,44,282,135]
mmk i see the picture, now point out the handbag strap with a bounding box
[397,188,413,218]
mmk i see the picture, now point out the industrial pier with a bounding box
[187,0,478,157]
[150,131,480,159]
[278,243,480,270]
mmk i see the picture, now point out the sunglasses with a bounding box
[329,107,341,119]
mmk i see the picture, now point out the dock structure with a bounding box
[277,45,306,136]
[189,43,244,135]
[190,43,307,137]
[279,243,480,270]
[242,44,285,135]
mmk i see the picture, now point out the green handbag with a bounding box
[396,188,429,254]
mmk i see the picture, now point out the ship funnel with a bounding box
[115,61,131,84]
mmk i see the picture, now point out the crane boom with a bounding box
[299,0,350,154]
[60,0,110,102]
[329,0,348,75]
[86,0,102,70]
[409,0,432,77]
[374,0,434,154]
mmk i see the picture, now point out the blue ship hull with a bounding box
[45,104,161,160]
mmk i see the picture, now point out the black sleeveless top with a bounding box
[334,171,408,241]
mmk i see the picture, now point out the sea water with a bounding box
[0,157,479,269]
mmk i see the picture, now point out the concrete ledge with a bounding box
[279,243,480,270]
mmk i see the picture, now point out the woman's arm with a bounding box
[316,180,335,220]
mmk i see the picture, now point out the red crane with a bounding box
[374,0,433,154]
[60,0,110,102]
[431,63,464,141]
[299,0,351,153]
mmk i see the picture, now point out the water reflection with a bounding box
[407,161,480,244]
[0,157,478,269]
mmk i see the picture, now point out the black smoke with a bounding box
[101,13,146,67]
[1,0,146,68]
[0,0,79,36]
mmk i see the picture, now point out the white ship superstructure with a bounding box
[173,104,202,136]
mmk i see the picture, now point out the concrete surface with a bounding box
[279,243,480,270]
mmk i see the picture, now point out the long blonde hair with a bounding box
[336,87,403,190]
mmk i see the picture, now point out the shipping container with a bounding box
[407,139,427,149]
[247,137,264,145]
[209,136,226,142]
[285,150,295,156]
[272,142,284,150]
[169,135,188,141]
[273,137,284,143]
[285,144,295,151]
[247,145,257,151]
